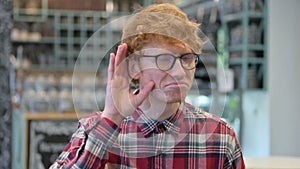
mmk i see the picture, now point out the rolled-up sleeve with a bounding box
[50,113,121,169]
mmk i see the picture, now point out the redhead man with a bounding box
[51,3,245,169]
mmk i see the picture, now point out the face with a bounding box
[136,42,196,103]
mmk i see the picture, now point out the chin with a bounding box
[164,91,187,103]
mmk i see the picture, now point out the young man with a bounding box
[51,3,245,169]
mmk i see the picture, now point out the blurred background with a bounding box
[0,0,300,168]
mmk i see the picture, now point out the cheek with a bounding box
[140,70,167,87]
[188,70,195,80]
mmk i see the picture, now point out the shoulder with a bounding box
[185,103,244,161]
[185,103,237,136]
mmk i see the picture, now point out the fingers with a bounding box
[114,43,130,79]
[108,53,115,81]
[108,43,128,81]
[114,43,128,68]
[132,81,155,107]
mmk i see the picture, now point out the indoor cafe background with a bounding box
[0,0,299,168]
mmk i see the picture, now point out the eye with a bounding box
[157,54,174,63]
[181,53,195,63]
[156,54,173,70]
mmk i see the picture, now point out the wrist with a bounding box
[101,110,125,126]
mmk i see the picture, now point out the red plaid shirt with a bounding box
[50,103,245,169]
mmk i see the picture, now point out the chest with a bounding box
[106,133,227,169]
[105,152,225,169]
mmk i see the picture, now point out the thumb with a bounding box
[132,81,155,107]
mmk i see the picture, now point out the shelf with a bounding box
[24,112,80,120]
[12,37,55,44]
[60,24,95,30]
[28,64,75,71]
[228,44,265,52]
[223,12,263,22]
[12,8,125,71]
[48,10,130,18]
[56,37,85,44]
[220,0,267,90]
[229,58,264,65]
[57,50,80,56]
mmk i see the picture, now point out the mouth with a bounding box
[164,82,188,88]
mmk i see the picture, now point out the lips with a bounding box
[164,82,188,88]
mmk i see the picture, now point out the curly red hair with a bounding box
[121,3,202,55]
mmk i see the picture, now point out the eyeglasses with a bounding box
[133,53,199,71]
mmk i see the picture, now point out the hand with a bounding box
[102,43,154,125]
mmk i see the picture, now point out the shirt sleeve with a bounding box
[49,113,121,169]
[224,126,246,169]
[228,138,245,169]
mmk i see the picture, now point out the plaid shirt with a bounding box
[50,102,245,169]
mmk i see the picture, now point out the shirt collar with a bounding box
[131,102,186,138]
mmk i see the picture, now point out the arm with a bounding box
[51,43,153,169]
[50,113,120,169]
[228,141,245,169]
[224,127,246,169]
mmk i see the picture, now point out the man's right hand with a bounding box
[101,43,154,126]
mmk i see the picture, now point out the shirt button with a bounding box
[56,163,61,168]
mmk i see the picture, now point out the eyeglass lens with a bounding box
[156,53,197,70]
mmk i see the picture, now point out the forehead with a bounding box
[140,41,192,55]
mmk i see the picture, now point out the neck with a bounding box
[140,96,181,121]
[158,102,181,121]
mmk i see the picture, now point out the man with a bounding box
[51,3,245,169]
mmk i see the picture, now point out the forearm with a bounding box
[50,113,121,169]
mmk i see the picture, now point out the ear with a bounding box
[128,58,141,81]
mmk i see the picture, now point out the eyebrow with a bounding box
[139,47,193,56]
[141,52,194,57]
